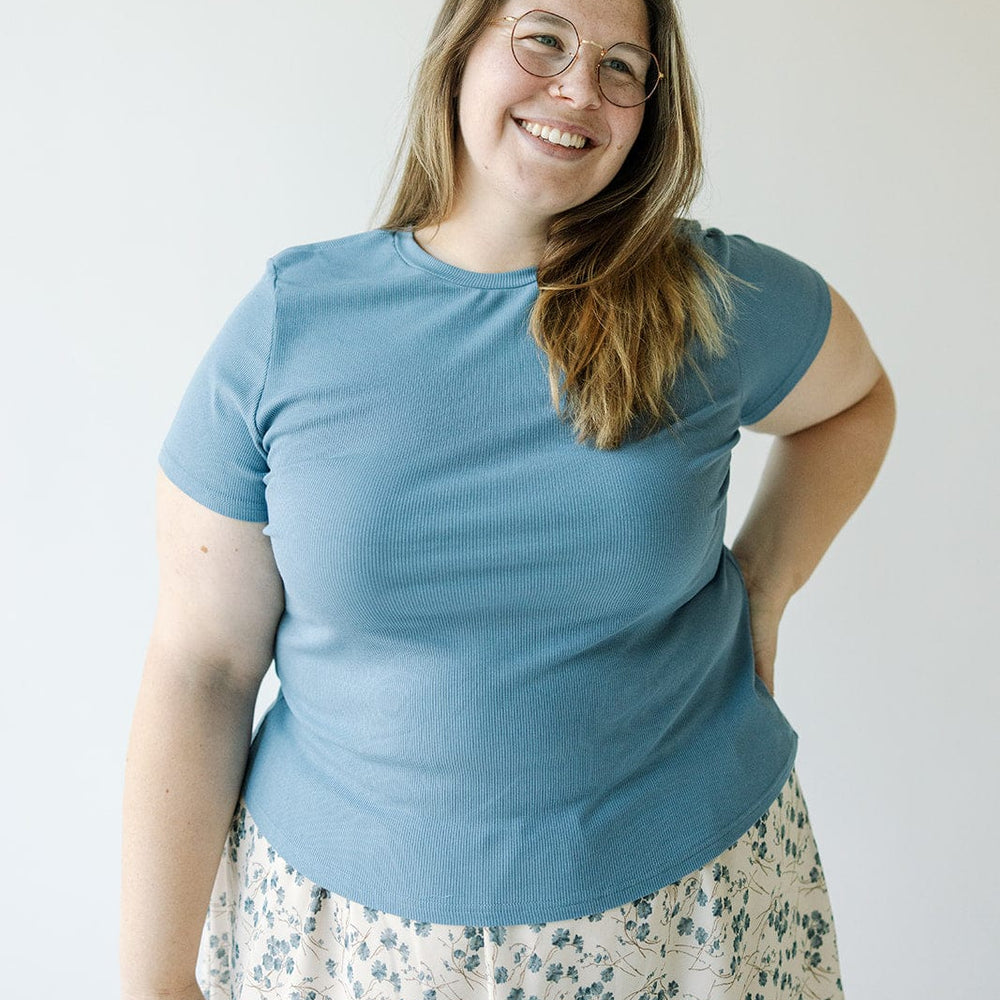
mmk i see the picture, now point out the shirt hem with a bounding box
[239,740,798,927]
[157,451,268,523]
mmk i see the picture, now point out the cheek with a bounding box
[457,92,503,154]
[609,114,645,163]
[458,49,523,117]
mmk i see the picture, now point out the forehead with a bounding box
[497,0,651,47]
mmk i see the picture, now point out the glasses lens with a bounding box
[599,43,659,107]
[511,11,578,77]
[509,11,661,107]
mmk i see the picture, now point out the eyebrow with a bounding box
[528,10,573,29]
[515,8,649,50]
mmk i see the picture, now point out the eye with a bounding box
[602,55,641,81]
[526,33,564,50]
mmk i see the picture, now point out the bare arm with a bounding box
[731,283,897,694]
[120,470,284,1000]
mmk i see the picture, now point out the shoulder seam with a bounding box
[732,311,748,421]
[251,257,278,444]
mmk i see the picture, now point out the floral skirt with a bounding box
[196,767,844,1000]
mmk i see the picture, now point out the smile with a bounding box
[516,118,591,150]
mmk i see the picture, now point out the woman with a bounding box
[120,1,895,998]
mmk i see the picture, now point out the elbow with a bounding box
[852,366,897,471]
[870,367,897,438]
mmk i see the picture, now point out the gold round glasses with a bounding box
[491,9,664,108]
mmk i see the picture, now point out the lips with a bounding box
[514,117,597,149]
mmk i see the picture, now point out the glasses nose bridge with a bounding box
[569,37,606,73]
[577,38,607,57]
[562,36,605,90]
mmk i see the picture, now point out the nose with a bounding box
[548,42,603,108]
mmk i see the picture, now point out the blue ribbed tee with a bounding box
[158,221,832,925]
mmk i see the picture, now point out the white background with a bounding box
[2,1,997,996]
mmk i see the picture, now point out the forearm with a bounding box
[120,647,259,999]
[732,371,896,610]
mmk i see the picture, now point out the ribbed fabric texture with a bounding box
[158,222,832,925]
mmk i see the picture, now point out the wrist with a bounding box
[120,977,205,1000]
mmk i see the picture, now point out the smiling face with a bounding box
[453,0,651,229]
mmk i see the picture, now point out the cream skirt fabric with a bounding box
[196,767,844,999]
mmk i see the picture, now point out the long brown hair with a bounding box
[375,0,740,449]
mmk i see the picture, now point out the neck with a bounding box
[413,194,552,274]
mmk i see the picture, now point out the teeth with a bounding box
[518,119,587,149]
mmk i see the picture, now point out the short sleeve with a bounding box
[158,260,277,521]
[704,229,832,426]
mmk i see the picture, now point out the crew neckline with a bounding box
[392,229,539,289]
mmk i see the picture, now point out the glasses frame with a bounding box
[490,9,665,108]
